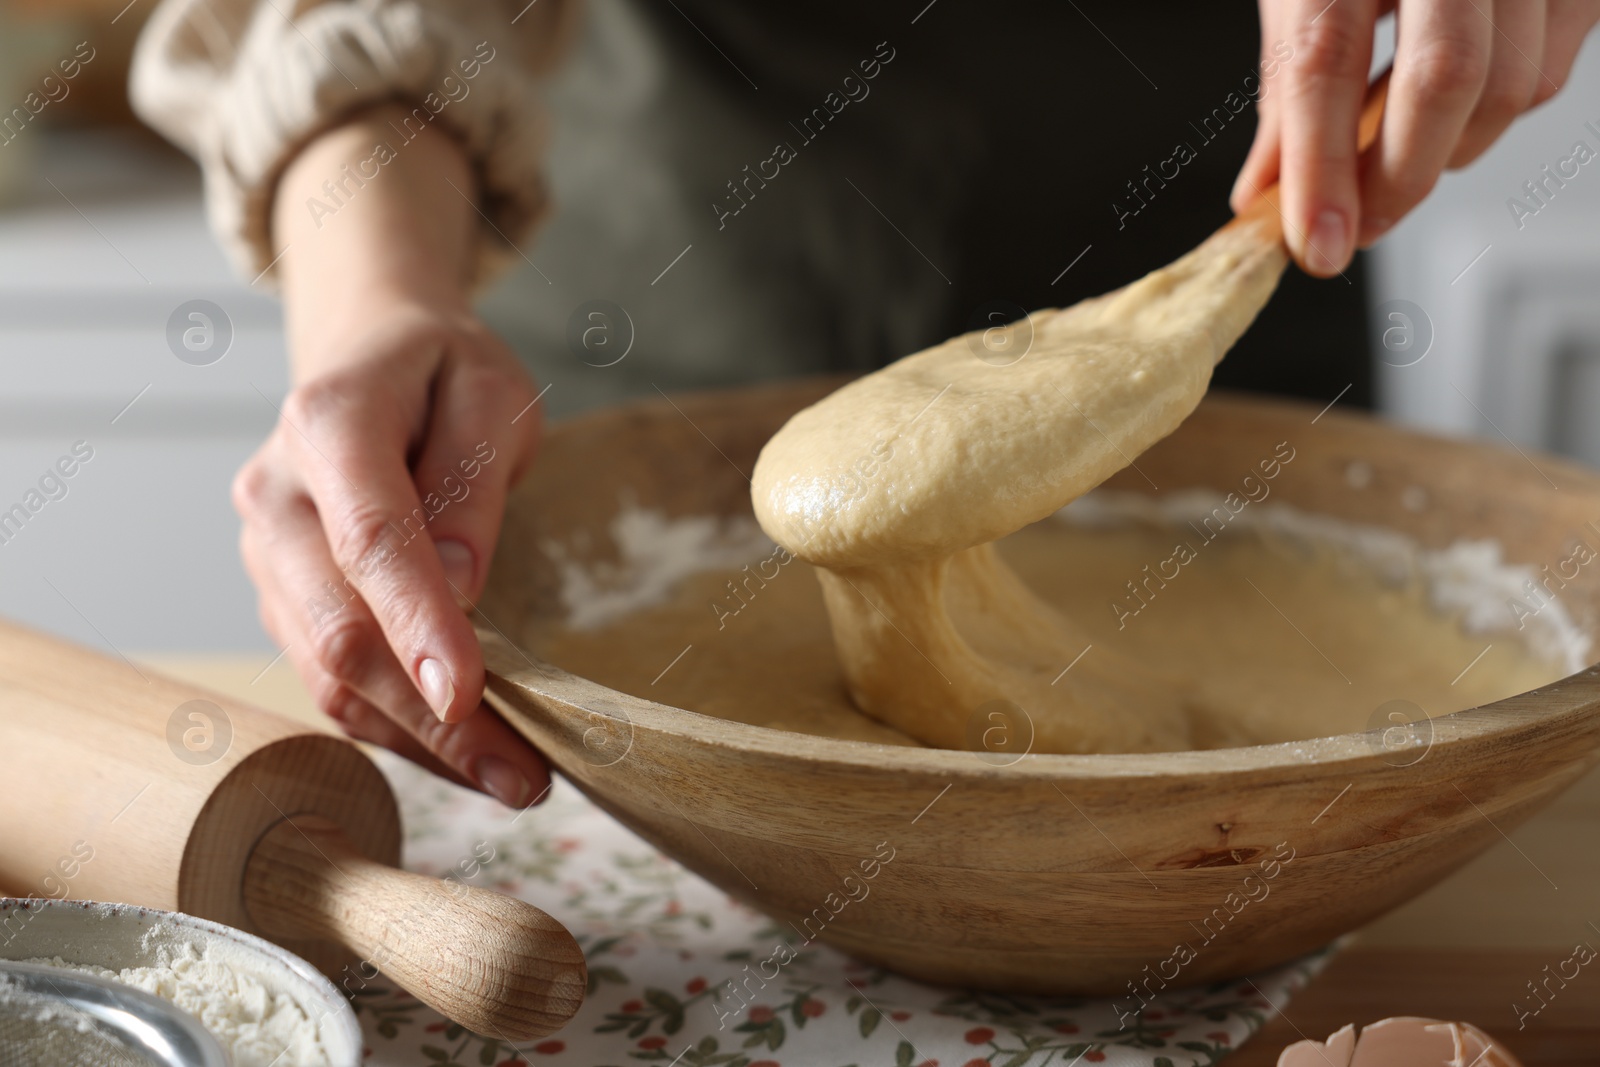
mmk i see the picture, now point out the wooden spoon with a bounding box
[748,71,1395,755]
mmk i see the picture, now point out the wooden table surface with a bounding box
[1229,947,1600,1065]
[144,655,1600,1065]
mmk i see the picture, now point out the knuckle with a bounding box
[310,613,372,684]
[280,375,356,434]
[230,459,272,519]
[317,688,382,744]
[411,712,468,766]
[1294,21,1369,80]
[1477,70,1537,121]
[327,501,401,575]
[311,677,355,723]
[466,356,537,414]
[1409,36,1489,100]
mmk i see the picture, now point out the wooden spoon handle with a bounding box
[1234,67,1392,235]
[243,814,586,1039]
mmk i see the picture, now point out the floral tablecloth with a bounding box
[356,751,1334,1067]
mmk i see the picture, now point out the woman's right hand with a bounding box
[1234,0,1600,277]
[242,104,551,807]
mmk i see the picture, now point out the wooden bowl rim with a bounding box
[482,389,1600,782]
[484,637,1600,780]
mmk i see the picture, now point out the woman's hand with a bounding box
[240,104,549,806]
[1233,0,1600,277]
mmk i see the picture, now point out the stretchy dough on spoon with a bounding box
[752,217,1285,753]
[751,72,1390,754]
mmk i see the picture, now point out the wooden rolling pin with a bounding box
[0,619,585,1040]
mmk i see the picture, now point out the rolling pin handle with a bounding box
[243,814,585,1040]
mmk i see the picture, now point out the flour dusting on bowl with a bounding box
[544,503,771,631]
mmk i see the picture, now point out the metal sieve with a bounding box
[0,959,228,1067]
[0,898,361,1067]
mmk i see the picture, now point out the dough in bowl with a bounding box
[751,216,1286,753]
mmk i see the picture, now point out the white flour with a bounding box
[546,502,773,630]
[22,937,333,1067]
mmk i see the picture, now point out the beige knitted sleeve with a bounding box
[129,0,578,286]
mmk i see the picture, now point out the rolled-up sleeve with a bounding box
[130,0,577,286]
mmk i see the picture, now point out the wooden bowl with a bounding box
[479,379,1600,995]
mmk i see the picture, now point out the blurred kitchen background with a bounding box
[1,0,1598,657]
[3,0,1600,970]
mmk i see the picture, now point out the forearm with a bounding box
[272,104,479,378]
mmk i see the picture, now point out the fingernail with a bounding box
[1305,209,1350,275]
[436,538,475,592]
[418,657,455,721]
[475,755,532,808]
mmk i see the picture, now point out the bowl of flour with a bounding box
[0,898,361,1067]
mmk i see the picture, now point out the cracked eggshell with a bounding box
[1278,1022,1356,1065]
[1277,1017,1522,1067]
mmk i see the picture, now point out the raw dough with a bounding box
[751,216,1286,752]
[535,506,1567,752]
